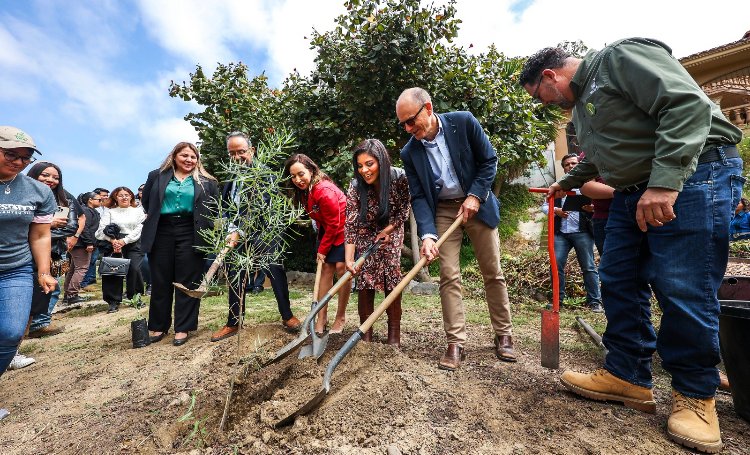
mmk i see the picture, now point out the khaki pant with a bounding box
[64,247,92,299]
[436,200,512,345]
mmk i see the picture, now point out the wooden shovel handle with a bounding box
[359,216,463,332]
[312,259,323,302]
[201,246,231,288]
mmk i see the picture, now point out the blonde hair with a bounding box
[159,142,217,183]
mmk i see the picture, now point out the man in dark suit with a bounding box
[396,87,515,371]
[210,132,300,342]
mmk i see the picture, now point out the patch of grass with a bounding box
[56,341,89,352]
[19,341,44,355]
[67,303,109,317]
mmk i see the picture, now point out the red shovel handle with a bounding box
[528,187,575,312]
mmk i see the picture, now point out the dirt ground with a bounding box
[1,277,748,455]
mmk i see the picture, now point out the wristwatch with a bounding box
[73,234,80,238]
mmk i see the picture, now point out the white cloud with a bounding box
[455,0,749,58]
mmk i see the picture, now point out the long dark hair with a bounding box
[352,139,392,228]
[282,153,331,207]
[27,161,68,207]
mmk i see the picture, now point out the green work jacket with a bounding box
[560,38,742,192]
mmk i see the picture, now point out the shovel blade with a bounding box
[298,330,329,360]
[173,282,221,299]
[262,333,310,367]
[275,387,329,428]
[540,309,560,369]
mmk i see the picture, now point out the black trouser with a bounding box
[147,216,203,333]
[227,262,292,326]
[102,242,144,305]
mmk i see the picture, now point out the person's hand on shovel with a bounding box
[456,195,481,223]
[226,231,240,248]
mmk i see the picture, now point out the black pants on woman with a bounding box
[102,242,144,305]
[147,215,203,333]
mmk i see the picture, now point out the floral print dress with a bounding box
[345,168,410,291]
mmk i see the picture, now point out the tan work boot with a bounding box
[560,369,656,413]
[667,390,722,453]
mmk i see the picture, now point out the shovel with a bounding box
[275,216,463,428]
[298,260,324,359]
[575,316,607,354]
[529,187,575,369]
[261,241,381,367]
[173,246,230,298]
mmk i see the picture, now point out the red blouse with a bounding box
[305,179,346,256]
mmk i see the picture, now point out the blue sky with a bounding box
[2,0,747,197]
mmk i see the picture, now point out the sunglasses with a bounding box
[399,104,426,128]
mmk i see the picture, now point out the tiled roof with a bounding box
[680,32,750,62]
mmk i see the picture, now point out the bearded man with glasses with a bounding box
[396,87,516,371]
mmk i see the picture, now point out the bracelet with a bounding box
[39,272,52,277]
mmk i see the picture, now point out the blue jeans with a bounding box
[0,264,34,377]
[554,231,601,306]
[80,247,100,288]
[592,218,608,256]
[600,155,744,398]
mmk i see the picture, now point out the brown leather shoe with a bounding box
[438,344,465,371]
[27,323,65,339]
[494,334,517,362]
[282,316,301,332]
[210,325,238,342]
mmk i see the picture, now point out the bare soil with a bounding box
[1,278,748,454]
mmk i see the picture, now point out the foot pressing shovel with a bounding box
[298,260,324,359]
[275,217,463,428]
[529,187,574,369]
[261,241,381,367]
[174,246,230,298]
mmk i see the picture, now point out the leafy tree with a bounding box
[170,0,560,186]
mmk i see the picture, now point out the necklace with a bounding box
[0,174,18,195]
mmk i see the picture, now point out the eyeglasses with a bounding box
[1,149,36,165]
[531,72,545,102]
[228,149,248,157]
[91,198,102,202]
[116,194,132,199]
[398,104,426,128]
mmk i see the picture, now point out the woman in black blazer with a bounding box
[141,142,219,346]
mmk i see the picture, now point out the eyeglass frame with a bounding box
[530,71,545,102]
[398,103,426,128]
[0,148,37,165]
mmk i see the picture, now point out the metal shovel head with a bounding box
[540,309,560,369]
[275,330,363,428]
[173,282,221,298]
[262,330,310,367]
[298,317,329,360]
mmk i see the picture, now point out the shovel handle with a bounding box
[202,246,231,287]
[359,217,463,332]
[528,187,575,313]
[312,259,323,303]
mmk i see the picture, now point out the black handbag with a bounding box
[100,254,131,277]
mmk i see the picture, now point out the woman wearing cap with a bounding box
[141,142,218,346]
[0,127,57,420]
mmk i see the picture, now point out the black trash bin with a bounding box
[719,300,750,422]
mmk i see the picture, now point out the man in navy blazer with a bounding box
[397,87,515,370]
[209,132,300,342]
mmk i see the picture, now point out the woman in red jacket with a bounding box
[283,154,350,334]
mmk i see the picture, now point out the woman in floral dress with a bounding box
[345,139,410,347]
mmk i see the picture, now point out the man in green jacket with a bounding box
[520,38,743,454]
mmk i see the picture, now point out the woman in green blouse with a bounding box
[141,142,219,346]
